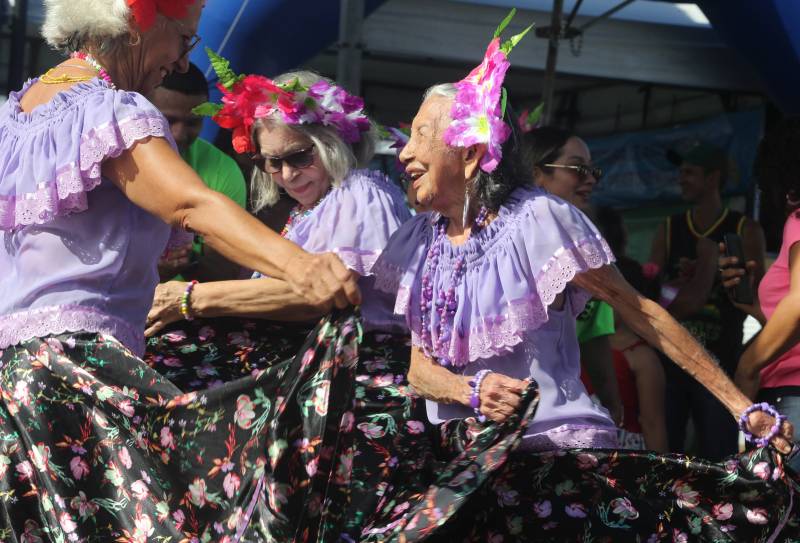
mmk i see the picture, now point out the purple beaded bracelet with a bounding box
[738,402,787,448]
[180,280,199,321]
[468,370,492,422]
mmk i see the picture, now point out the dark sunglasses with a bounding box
[543,163,603,181]
[251,146,316,174]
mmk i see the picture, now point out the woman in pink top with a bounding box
[722,119,800,435]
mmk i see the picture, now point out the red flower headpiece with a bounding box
[194,49,372,154]
[127,0,196,31]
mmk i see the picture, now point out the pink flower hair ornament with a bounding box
[443,9,533,173]
[193,49,371,154]
[518,102,544,134]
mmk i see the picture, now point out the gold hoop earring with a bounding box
[129,32,141,47]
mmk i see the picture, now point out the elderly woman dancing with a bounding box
[351,13,799,541]
[142,55,414,540]
[0,1,361,540]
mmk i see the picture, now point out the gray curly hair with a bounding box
[250,71,378,212]
[42,0,136,53]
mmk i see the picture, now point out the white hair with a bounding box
[250,70,378,212]
[423,83,457,101]
[42,0,132,52]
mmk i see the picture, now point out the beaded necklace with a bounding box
[419,207,489,366]
[280,205,315,238]
[279,187,332,238]
[69,52,117,90]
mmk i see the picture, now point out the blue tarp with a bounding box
[189,0,385,141]
[697,0,800,116]
[586,109,764,209]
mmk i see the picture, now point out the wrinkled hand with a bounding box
[718,242,762,317]
[158,245,192,279]
[478,373,528,423]
[145,281,185,337]
[284,252,361,309]
[745,409,795,455]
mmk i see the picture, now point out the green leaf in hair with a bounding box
[527,102,544,125]
[279,78,308,93]
[501,23,533,55]
[206,48,242,91]
[501,87,508,117]
[192,102,223,117]
[494,8,516,38]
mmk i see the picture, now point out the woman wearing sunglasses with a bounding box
[145,69,409,338]
[143,64,414,538]
[521,126,628,431]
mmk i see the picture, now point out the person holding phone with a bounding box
[720,120,800,437]
[649,141,766,460]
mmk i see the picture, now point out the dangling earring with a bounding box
[462,178,474,227]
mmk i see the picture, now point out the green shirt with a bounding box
[182,137,247,257]
[575,299,615,344]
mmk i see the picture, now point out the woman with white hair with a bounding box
[140,58,414,540]
[0,1,360,539]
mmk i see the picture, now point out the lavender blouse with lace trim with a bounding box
[372,186,619,450]
[254,169,412,332]
[0,78,189,356]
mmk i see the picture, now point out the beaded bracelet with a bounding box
[180,280,199,321]
[738,402,787,448]
[468,369,493,422]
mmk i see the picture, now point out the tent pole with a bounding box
[541,0,564,126]
[6,0,28,95]
[337,0,365,96]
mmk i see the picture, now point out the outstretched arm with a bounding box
[103,136,360,308]
[145,278,332,336]
[573,264,794,453]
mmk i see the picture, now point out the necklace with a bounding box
[279,188,332,238]
[419,207,489,366]
[40,68,95,85]
[69,52,117,90]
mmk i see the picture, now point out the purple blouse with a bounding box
[0,78,187,356]
[276,169,411,331]
[373,186,619,450]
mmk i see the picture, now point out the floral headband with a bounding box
[443,10,532,173]
[193,49,371,154]
[518,103,544,134]
[127,0,196,31]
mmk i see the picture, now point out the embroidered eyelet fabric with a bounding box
[371,186,615,366]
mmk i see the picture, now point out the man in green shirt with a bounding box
[149,64,247,281]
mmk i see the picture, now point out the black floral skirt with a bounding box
[146,313,800,542]
[4,311,797,541]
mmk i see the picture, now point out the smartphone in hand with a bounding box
[723,233,754,305]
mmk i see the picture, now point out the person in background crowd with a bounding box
[590,207,668,452]
[522,126,624,427]
[149,63,247,281]
[650,141,766,460]
[721,118,800,439]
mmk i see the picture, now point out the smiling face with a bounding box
[398,95,472,217]
[255,123,331,209]
[533,136,597,211]
[120,2,204,95]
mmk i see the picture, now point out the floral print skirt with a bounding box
[146,314,800,542]
[4,311,798,542]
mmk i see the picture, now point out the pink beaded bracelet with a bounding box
[180,280,199,321]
